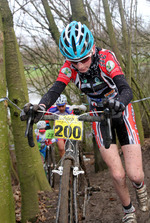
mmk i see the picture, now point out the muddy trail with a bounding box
[15,139,150,223]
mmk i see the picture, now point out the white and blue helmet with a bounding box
[59,21,94,61]
[56,94,67,106]
[37,121,46,129]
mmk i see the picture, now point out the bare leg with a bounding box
[100,144,131,206]
[57,140,65,157]
[122,144,144,183]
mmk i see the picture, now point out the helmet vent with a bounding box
[68,26,71,32]
[79,35,83,45]
[75,24,79,29]
[64,48,72,57]
[75,24,79,36]
[85,33,89,43]
[75,30,78,37]
[81,44,86,55]
[72,37,77,54]
[87,42,91,50]
[81,27,84,34]
[64,38,69,47]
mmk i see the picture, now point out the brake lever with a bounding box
[25,106,35,147]
[25,115,32,137]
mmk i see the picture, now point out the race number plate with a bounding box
[54,115,83,141]
[45,129,55,139]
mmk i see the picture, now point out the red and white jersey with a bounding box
[56,48,124,102]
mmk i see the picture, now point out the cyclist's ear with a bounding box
[92,44,96,55]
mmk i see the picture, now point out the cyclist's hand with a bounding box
[20,103,46,123]
[104,99,125,112]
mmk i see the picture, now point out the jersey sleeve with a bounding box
[101,50,124,79]
[56,61,74,85]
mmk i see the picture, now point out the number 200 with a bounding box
[55,125,81,139]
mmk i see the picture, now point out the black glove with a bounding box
[20,103,46,123]
[105,99,125,112]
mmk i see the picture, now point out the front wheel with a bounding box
[45,145,55,187]
[57,159,78,223]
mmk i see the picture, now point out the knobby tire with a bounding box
[58,159,78,223]
[46,145,55,187]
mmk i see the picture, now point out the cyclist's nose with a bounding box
[77,62,84,69]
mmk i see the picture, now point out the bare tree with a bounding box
[0,8,16,223]
[1,1,51,222]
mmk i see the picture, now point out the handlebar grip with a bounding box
[25,106,35,147]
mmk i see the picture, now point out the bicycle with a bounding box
[44,129,57,188]
[24,104,113,223]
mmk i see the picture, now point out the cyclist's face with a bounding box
[57,104,66,113]
[71,45,95,73]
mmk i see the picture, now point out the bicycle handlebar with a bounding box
[25,108,116,149]
[42,114,104,122]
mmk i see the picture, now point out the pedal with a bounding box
[52,166,63,175]
[73,166,84,176]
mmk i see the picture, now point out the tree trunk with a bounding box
[70,0,89,26]
[117,0,132,85]
[131,80,144,145]
[0,12,16,223]
[102,0,123,67]
[41,0,60,46]
[117,0,144,142]
[1,0,51,222]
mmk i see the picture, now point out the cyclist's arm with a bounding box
[39,61,75,110]
[39,81,66,110]
[113,75,133,106]
[102,51,133,107]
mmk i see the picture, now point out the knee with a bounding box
[111,170,126,184]
[127,170,144,183]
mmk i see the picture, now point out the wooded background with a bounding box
[0,0,149,222]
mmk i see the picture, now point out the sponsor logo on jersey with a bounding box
[106,60,115,72]
[61,67,72,78]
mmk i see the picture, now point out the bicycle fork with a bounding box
[55,140,85,223]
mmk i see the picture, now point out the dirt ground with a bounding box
[15,138,150,223]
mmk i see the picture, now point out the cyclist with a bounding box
[35,120,57,163]
[46,94,73,157]
[21,21,149,222]
[35,120,47,163]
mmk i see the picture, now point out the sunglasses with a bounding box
[71,56,91,66]
[67,50,93,66]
